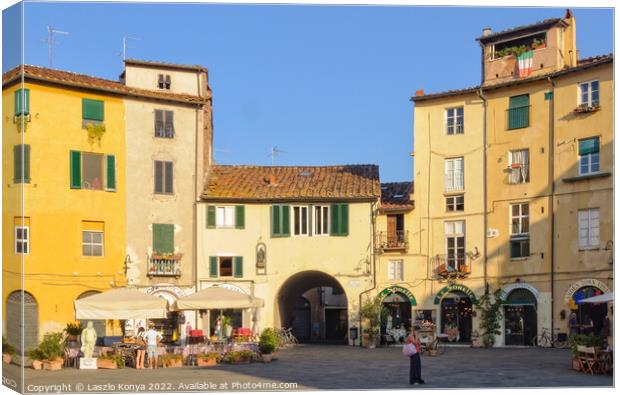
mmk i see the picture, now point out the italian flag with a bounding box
[517,50,533,78]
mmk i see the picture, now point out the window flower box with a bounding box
[574,104,600,113]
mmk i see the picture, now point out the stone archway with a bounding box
[276,271,348,344]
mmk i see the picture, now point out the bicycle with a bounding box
[276,327,298,348]
[532,327,568,348]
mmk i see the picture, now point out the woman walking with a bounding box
[135,327,146,369]
[405,332,425,385]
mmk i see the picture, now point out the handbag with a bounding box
[402,343,417,357]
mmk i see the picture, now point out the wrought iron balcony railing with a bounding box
[432,253,471,279]
[147,253,182,278]
[376,230,409,252]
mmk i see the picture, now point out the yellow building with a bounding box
[196,165,380,345]
[407,10,613,347]
[2,66,127,352]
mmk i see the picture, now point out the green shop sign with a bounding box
[379,286,417,306]
[433,284,478,305]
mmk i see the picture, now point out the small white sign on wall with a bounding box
[487,228,499,238]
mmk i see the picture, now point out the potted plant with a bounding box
[569,333,603,371]
[27,349,45,370]
[65,322,83,342]
[161,353,183,368]
[196,352,220,367]
[474,289,503,348]
[362,327,380,349]
[36,333,65,371]
[2,336,16,364]
[532,38,546,49]
[97,354,124,369]
[222,350,254,364]
[360,295,386,349]
[258,328,278,362]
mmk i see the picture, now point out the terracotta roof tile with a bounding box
[202,164,380,202]
[2,65,207,104]
[476,18,564,43]
[124,58,208,73]
[380,182,414,211]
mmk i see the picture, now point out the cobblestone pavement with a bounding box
[2,345,613,393]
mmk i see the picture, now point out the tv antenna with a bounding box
[43,25,69,68]
[268,146,286,166]
[121,35,141,60]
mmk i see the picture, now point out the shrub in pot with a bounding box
[2,336,16,364]
[223,350,254,364]
[64,322,83,341]
[97,354,124,369]
[569,333,604,370]
[196,352,220,367]
[162,354,183,368]
[259,329,277,362]
[32,333,65,370]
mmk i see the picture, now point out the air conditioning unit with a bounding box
[487,228,499,238]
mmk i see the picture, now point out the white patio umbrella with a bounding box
[174,286,264,310]
[577,292,614,304]
[74,288,169,319]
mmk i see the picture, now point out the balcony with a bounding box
[432,254,471,279]
[147,253,182,278]
[376,230,409,252]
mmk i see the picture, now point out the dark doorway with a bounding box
[381,292,412,343]
[440,291,472,343]
[277,271,348,344]
[574,286,607,335]
[504,288,538,346]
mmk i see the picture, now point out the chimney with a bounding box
[415,89,425,96]
[565,8,573,19]
[482,27,492,37]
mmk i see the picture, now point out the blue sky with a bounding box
[3,3,614,181]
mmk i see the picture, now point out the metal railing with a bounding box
[432,253,471,278]
[376,230,409,251]
[147,254,182,278]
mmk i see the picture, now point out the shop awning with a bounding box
[577,292,614,304]
[74,288,168,319]
[174,286,264,310]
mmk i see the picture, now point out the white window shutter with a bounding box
[216,207,225,227]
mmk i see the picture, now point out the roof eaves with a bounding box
[475,18,564,43]
[124,58,208,73]
[411,86,480,102]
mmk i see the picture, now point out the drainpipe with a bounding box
[476,87,489,295]
[547,76,556,345]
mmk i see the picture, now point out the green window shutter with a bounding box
[24,89,30,115]
[207,205,216,228]
[508,94,530,130]
[14,90,21,116]
[235,205,245,229]
[340,204,349,236]
[153,224,174,253]
[106,155,116,191]
[209,256,218,277]
[82,98,104,121]
[579,138,600,155]
[271,205,281,236]
[70,150,82,189]
[23,145,30,183]
[14,89,30,116]
[330,204,340,235]
[234,256,243,278]
[13,145,22,183]
[281,205,290,236]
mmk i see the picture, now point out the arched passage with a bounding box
[277,271,348,344]
[6,290,38,352]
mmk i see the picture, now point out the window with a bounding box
[153,223,174,253]
[293,206,309,236]
[444,221,465,268]
[207,205,244,229]
[82,98,104,127]
[154,110,174,138]
[13,144,30,183]
[14,88,30,116]
[446,195,464,212]
[209,256,243,278]
[314,206,329,235]
[271,205,290,237]
[508,149,530,184]
[15,226,29,254]
[69,151,116,191]
[158,74,171,90]
[330,203,349,236]
[507,94,529,130]
[154,160,173,194]
[82,231,104,257]
[446,107,464,135]
[510,203,530,259]
[444,158,464,192]
[216,206,235,228]
[578,137,600,175]
[388,260,404,281]
[579,80,599,107]
[386,213,405,248]
[578,208,600,250]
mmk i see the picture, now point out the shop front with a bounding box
[503,287,538,346]
[434,284,477,343]
[565,279,610,336]
[379,286,416,342]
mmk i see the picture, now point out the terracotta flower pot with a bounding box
[572,357,581,371]
[3,353,12,364]
[197,357,217,367]
[165,359,183,368]
[32,360,43,370]
[262,354,272,363]
[43,359,63,371]
[97,359,117,369]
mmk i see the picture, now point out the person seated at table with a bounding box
[134,327,146,369]
[143,322,162,369]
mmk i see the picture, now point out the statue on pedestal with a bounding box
[80,321,98,358]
